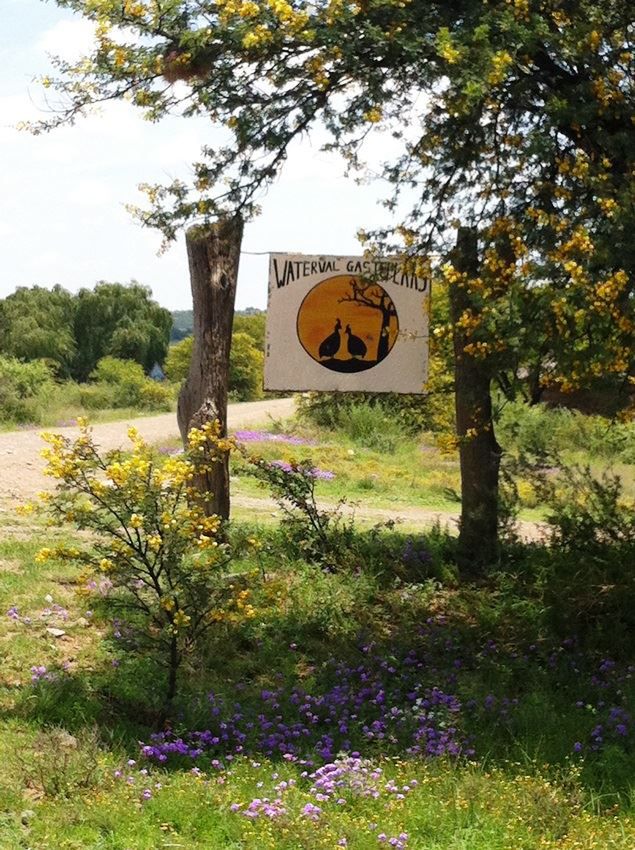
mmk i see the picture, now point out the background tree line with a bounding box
[0,282,268,427]
[165,308,266,403]
[0,282,172,380]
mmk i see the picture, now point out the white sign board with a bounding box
[264,254,430,394]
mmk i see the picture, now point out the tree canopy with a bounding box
[0,285,76,377]
[37,0,634,397]
[73,281,173,379]
[0,281,172,380]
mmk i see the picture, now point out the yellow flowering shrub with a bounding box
[37,418,248,706]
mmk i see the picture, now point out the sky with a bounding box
[0,0,391,311]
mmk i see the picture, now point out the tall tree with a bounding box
[0,285,76,376]
[73,281,172,380]
[38,0,634,567]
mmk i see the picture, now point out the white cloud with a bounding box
[37,19,96,63]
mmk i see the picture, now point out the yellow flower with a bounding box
[148,534,162,552]
[130,513,143,529]
[173,610,191,629]
[363,107,383,123]
[35,548,53,564]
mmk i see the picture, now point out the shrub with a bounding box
[243,454,346,570]
[530,464,635,643]
[36,420,247,708]
[90,356,171,410]
[229,332,264,401]
[337,401,410,453]
[12,727,103,799]
[297,385,453,438]
[164,336,193,383]
[497,400,635,464]
[239,449,452,579]
[0,356,55,423]
[165,333,264,401]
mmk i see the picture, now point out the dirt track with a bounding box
[0,397,546,540]
[0,398,295,508]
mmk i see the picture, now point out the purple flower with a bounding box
[301,802,322,820]
[30,665,52,683]
[235,430,315,446]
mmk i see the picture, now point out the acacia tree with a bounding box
[37,0,634,569]
[340,280,397,362]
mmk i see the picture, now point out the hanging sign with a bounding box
[264,253,430,394]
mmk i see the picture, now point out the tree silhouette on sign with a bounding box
[339,279,397,362]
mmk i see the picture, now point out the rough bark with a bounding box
[449,227,502,572]
[177,217,243,519]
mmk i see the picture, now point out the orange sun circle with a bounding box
[296,275,399,373]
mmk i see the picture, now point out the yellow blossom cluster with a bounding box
[487,50,513,86]
[34,416,262,683]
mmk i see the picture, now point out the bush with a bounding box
[90,356,171,410]
[164,336,193,383]
[229,332,264,401]
[528,464,635,644]
[164,333,264,401]
[497,400,635,464]
[336,401,410,453]
[0,356,55,424]
[297,384,453,438]
[37,420,245,707]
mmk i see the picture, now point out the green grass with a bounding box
[1,408,634,848]
[0,403,176,433]
[1,514,634,848]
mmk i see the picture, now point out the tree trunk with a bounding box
[449,227,502,573]
[177,217,243,519]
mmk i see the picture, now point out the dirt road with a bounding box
[0,397,546,540]
[0,397,295,507]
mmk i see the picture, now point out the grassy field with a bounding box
[0,412,634,848]
[0,405,173,434]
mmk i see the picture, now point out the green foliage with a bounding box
[239,451,452,578]
[165,331,264,401]
[337,401,410,453]
[497,401,635,464]
[0,282,172,382]
[38,421,239,705]
[164,336,193,383]
[73,282,172,380]
[242,455,344,570]
[542,465,635,553]
[498,463,635,644]
[0,286,76,377]
[229,332,264,401]
[297,391,453,441]
[233,310,266,350]
[89,357,172,410]
[0,356,55,424]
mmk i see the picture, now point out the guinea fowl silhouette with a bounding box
[345,324,367,359]
[318,318,342,359]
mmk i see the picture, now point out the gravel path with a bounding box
[0,397,295,507]
[0,396,546,540]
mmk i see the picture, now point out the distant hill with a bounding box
[170,308,266,344]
